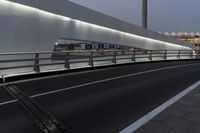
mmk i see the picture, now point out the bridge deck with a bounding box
[0,60,200,133]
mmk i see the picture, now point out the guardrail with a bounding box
[0,50,198,80]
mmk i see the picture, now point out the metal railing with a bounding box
[0,50,199,79]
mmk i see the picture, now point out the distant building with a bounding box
[164,32,200,50]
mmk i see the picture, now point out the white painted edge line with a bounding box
[0,100,18,106]
[119,80,200,133]
[30,63,200,98]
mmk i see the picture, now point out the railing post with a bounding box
[177,50,181,60]
[191,51,194,59]
[132,51,135,62]
[164,50,167,60]
[197,51,200,59]
[34,53,40,73]
[149,50,152,61]
[112,51,117,64]
[64,52,70,69]
[89,51,94,67]
[1,75,5,83]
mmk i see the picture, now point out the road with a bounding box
[1,60,200,133]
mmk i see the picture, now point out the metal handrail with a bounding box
[0,49,197,55]
[0,50,199,79]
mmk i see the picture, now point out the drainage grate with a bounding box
[4,85,73,133]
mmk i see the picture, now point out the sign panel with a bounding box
[92,44,98,49]
[85,44,92,49]
[104,44,109,49]
[98,44,104,49]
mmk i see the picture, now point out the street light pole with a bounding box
[142,0,148,29]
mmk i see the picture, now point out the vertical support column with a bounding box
[142,0,148,29]
[34,53,40,73]
[64,52,70,69]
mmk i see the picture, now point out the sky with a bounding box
[70,0,200,32]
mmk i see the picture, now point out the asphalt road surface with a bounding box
[1,60,200,133]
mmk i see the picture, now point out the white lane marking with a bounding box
[1,63,200,106]
[30,63,200,98]
[119,80,200,133]
[0,100,18,106]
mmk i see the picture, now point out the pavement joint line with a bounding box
[30,63,200,98]
[0,62,200,106]
[119,80,200,133]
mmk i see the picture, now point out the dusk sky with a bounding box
[70,0,200,32]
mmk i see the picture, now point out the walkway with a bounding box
[135,85,200,133]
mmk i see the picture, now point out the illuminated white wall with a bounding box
[0,0,195,53]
